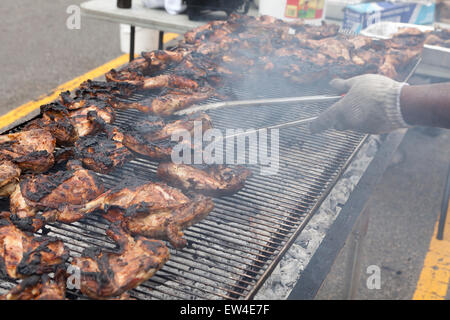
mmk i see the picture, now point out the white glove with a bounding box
[310,74,411,134]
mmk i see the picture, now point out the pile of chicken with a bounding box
[425,28,450,48]
[104,13,429,97]
[0,14,437,300]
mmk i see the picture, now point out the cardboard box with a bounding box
[343,1,435,33]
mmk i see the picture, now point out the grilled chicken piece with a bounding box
[0,214,68,279]
[118,134,177,160]
[378,48,420,79]
[24,116,78,146]
[295,38,351,61]
[78,181,191,217]
[141,74,199,90]
[184,20,228,44]
[105,69,144,86]
[35,92,116,147]
[351,48,384,66]
[0,161,21,197]
[289,21,340,40]
[105,195,214,249]
[141,50,188,71]
[59,91,98,110]
[149,87,219,117]
[111,112,212,160]
[73,136,134,174]
[425,34,450,47]
[9,161,104,232]
[67,105,115,137]
[78,80,136,97]
[0,129,55,173]
[71,224,170,299]
[346,36,376,50]
[112,88,217,117]
[72,181,213,248]
[388,28,427,50]
[0,268,66,300]
[105,70,199,90]
[127,112,211,142]
[106,49,193,86]
[173,54,234,83]
[40,102,115,141]
[157,163,252,197]
[125,56,151,72]
[425,30,450,48]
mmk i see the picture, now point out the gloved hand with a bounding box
[310,74,411,134]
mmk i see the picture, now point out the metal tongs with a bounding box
[175,57,421,139]
[175,95,341,116]
[175,95,341,139]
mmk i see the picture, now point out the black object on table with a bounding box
[186,0,250,21]
[117,0,132,8]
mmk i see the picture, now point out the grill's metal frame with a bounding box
[288,130,407,299]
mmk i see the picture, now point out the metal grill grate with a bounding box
[0,76,368,300]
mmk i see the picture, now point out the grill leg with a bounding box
[158,31,164,50]
[129,25,135,62]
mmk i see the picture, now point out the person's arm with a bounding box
[400,83,450,129]
[310,74,450,134]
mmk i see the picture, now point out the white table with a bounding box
[81,0,258,61]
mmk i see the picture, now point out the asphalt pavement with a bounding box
[0,0,122,116]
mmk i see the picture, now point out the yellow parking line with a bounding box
[413,206,450,300]
[0,54,129,131]
[164,32,180,43]
[0,32,181,132]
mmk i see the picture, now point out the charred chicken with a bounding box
[0,161,21,197]
[0,129,55,174]
[105,195,214,249]
[0,214,68,279]
[111,112,212,160]
[0,268,66,300]
[73,136,134,174]
[157,163,252,197]
[71,224,170,299]
[9,160,104,231]
[72,181,213,248]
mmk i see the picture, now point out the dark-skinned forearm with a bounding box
[400,83,450,128]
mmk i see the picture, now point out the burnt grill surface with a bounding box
[0,76,367,300]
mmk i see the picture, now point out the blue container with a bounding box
[343,1,435,33]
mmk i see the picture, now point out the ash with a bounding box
[254,135,382,300]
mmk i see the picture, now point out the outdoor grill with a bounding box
[0,48,419,300]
